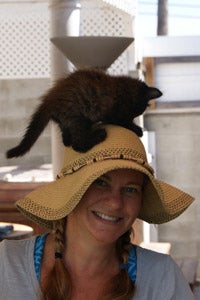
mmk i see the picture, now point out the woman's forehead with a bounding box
[99,168,144,182]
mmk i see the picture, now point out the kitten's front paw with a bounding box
[135,127,143,137]
[72,128,107,152]
[130,124,143,137]
[62,129,72,146]
[92,128,107,144]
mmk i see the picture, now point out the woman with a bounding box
[0,125,194,299]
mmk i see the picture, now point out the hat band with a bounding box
[57,153,154,179]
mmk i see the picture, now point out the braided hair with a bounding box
[43,219,135,299]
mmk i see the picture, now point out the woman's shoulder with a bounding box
[125,244,171,284]
[135,244,174,274]
[133,245,194,299]
[0,236,43,299]
[0,235,37,255]
[136,244,171,262]
[0,235,37,268]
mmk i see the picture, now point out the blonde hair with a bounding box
[43,219,135,299]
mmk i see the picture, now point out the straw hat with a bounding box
[16,125,194,228]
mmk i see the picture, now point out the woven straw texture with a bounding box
[16,125,194,228]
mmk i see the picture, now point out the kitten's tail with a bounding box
[6,103,50,158]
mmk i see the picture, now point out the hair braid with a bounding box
[44,218,72,300]
[102,228,135,299]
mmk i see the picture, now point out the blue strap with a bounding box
[34,237,137,283]
[34,234,48,281]
[120,244,137,282]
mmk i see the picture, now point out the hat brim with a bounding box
[16,159,194,228]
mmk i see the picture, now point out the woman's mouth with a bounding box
[93,211,122,222]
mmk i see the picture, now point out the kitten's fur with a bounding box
[6,68,162,158]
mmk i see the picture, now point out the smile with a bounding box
[93,211,122,222]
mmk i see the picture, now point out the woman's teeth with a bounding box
[94,211,121,222]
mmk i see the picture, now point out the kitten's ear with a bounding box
[147,87,162,100]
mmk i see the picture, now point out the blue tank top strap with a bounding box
[120,244,137,282]
[34,233,49,281]
[34,237,137,283]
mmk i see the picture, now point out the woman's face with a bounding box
[67,169,143,245]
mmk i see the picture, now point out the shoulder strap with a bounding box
[120,244,137,282]
[34,233,48,281]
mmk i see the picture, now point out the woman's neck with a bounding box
[64,212,120,278]
[64,232,119,278]
[64,235,120,300]
[41,232,120,300]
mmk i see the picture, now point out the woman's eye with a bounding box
[123,186,139,195]
[93,178,108,187]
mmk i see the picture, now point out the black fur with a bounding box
[6,68,162,158]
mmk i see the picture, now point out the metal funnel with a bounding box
[50,36,134,69]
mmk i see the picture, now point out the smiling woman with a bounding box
[0,124,194,300]
[67,169,143,245]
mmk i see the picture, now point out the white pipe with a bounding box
[49,0,80,177]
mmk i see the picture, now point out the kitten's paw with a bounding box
[135,127,143,137]
[72,128,107,152]
[63,139,71,146]
[130,124,143,137]
[92,128,107,143]
[62,129,72,146]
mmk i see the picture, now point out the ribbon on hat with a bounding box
[57,152,154,179]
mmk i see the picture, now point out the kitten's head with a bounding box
[114,76,162,117]
[138,82,162,113]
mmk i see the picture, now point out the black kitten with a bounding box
[6,68,162,158]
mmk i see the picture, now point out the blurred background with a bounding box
[0,0,200,295]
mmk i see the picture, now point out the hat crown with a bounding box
[62,125,148,171]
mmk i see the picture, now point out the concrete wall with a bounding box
[0,78,51,167]
[144,108,200,278]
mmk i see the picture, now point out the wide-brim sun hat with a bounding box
[16,125,194,228]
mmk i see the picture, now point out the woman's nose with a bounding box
[105,191,123,210]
